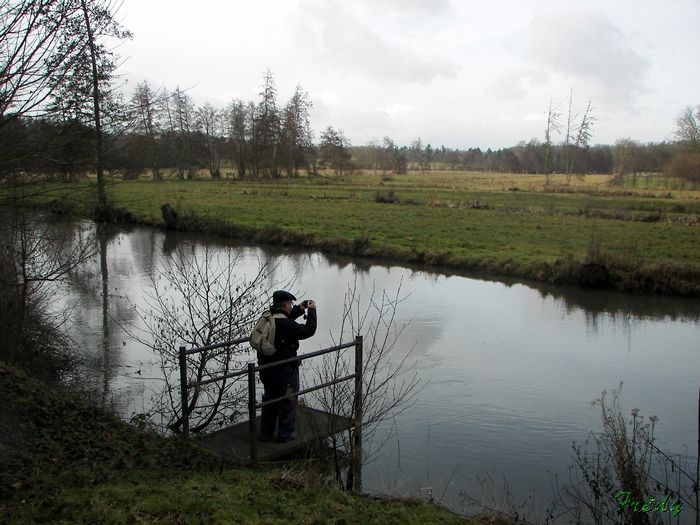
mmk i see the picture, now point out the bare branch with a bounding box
[310,277,424,488]
[128,243,293,433]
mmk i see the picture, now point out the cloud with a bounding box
[355,0,451,17]
[485,67,550,101]
[297,3,460,84]
[486,70,528,100]
[529,11,649,105]
[376,103,416,117]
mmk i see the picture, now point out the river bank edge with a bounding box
[0,363,484,524]
[80,201,700,298]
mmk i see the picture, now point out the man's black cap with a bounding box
[273,290,297,303]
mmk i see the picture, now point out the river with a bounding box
[52,220,700,522]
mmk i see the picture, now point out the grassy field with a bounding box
[15,169,700,296]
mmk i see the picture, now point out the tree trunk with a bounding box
[81,0,107,207]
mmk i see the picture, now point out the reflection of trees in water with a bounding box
[231,240,700,352]
[85,224,700,329]
[0,211,95,383]
[63,223,144,408]
[161,230,297,291]
[582,309,637,341]
[322,251,374,274]
[536,282,700,328]
[530,280,700,347]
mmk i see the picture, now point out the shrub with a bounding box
[562,385,695,525]
[375,190,398,203]
[668,153,700,184]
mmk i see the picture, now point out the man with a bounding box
[257,290,317,443]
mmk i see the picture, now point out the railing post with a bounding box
[179,346,189,439]
[353,335,363,492]
[696,382,699,525]
[248,361,257,462]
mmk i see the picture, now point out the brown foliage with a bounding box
[668,153,700,184]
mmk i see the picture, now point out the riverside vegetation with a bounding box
[23,169,700,297]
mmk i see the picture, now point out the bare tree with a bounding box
[674,105,700,155]
[320,126,352,176]
[562,89,576,183]
[281,84,313,178]
[0,0,124,369]
[161,87,196,180]
[134,243,286,433]
[0,0,81,124]
[612,138,642,186]
[196,102,224,179]
[380,137,407,174]
[409,137,426,172]
[563,92,596,184]
[310,279,423,489]
[130,80,163,180]
[225,99,253,179]
[667,152,700,185]
[48,0,132,206]
[366,139,382,176]
[0,211,96,364]
[544,96,561,185]
[251,69,281,179]
[1,0,128,190]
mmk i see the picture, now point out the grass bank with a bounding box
[14,170,700,297]
[0,364,475,524]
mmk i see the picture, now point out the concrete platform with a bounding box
[193,407,353,462]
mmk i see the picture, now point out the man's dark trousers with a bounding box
[260,364,299,441]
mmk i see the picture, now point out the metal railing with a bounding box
[178,335,363,485]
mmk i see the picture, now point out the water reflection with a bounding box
[51,223,699,522]
[59,222,146,409]
[536,280,700,325]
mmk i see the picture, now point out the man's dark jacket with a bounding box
[257,305,317,366]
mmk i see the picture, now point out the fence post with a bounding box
[353,335,363,492]
[248,361,257,462]
[179,346,189,439]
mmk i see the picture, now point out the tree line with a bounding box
[2,0,699,195]
[126,71,316,181]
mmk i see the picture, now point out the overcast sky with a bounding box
[116,0,699,150]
